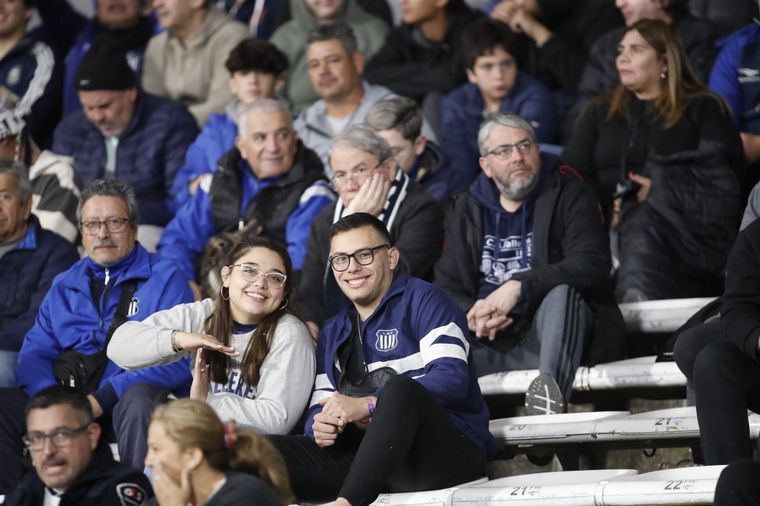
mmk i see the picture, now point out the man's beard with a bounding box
[494,168,539,201]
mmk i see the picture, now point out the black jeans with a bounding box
[672,318,722,405]
[694,342,760,464]
[714,460,760,506]
[269,376,486,506]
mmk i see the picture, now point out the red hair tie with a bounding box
[223,421,237,448]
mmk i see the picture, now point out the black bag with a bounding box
[53,280,137,393]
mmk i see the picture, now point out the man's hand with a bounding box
[344,173,391,217]
[189,281,202,301]
[86,394,103,418]
[188,174,212,196]
[628,172,652,203]
[741,132,760,162]
[174,330,238,356]
[508,8,552,45]
[189,349,210,402]
[467,280,522,339]
[312,409,343,448]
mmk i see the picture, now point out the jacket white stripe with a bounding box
[16,43,54,118]
[419,322,470,356]
[367,352,424,374]
[422,343,468,364]
[314,373,332,391]
[309,389,333,408]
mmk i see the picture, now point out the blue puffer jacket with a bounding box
[441,75,558,185]
[52,92,199,226]
[709,21,760,134]
[0,216,79,352]
[307,274,495,455]
[17,244,194,413]
[170,111,238,210]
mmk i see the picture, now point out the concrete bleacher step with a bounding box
[478,356,686,396]
[619,297,715,334]
[371,478,489,505]
[490,411,629,444]
[597,465,726,505]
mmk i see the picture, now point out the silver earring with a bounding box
[660,70,667,80]
[279,298,288,311]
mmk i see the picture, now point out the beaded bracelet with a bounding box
[170,329,183,353]
[366,397,376,419]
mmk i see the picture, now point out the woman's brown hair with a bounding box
[151,399,294,503]
[605,18,725,128]
[204,235,295,388]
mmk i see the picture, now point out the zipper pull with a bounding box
[104,267,110,286]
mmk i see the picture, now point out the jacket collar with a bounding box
[61,242,150,289]
[13,215,39,251]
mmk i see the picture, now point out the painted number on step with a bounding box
[509,486,539,497]
[664,480,695,491]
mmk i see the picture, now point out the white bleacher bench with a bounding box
[370,467,727,505]
[478,356,686,397]
[619,297,716,334]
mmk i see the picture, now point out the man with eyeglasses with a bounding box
[0,178,194,495]
[434,112,624,416]
[270,212,493,505]
[297,124,442,337]
[5,385,152,505]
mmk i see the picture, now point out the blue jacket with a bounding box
[0,216,78,352]
[709,21,760,134]
[0,28,63,148]
[158,146,334,280]
[307,274,495,454]
[441,76,558,186]
[171,111,238,210]
[52,92,199,226]
[413,141,468,200]
[17,244,194,412]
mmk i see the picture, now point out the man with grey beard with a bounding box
[434,112,624,415]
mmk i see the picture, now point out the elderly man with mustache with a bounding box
[0,178,194,496]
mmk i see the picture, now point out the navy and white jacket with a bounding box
[306,274,495,454]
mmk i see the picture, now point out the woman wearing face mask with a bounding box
[108,236,315,435]
[145,398,293,505]
[563,18,744,303]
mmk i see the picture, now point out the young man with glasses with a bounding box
[271,212,493,506]
[297,124,442,337]
[434,112,624,415]
[0,179,194,496]
[6,385,152,506]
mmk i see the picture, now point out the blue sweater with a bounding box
[307,274,495,454]
[441,74,558,185]
[17,244,194,412]
[0,217,79,352]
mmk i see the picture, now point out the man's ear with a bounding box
[87,422,102,451]
[413,135,427,156]
[466,67,478,85]
[388,246,400,271]
[234,136,246,159]
[352,51,365,75]
[274,74,286,93]
[479,156,492,178]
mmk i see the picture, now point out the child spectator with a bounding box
[441,18,557,183]
[171,38,289,209]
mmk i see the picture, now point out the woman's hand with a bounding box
[190,349,210,402]
[321,393,374,425]
[174,331,238,357]
[628,172,652,203]
[153,463,193,506]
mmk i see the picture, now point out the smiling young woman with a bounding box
[107,236,316,435]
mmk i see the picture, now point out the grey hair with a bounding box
[365,97,423,141]
[0,159,31,204]
[237,98,292,138]
[76,179,139,224]
[307,22,358,55]
[477,112,538,156]
[329,124,394,165]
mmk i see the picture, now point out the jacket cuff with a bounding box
[92,382,119,414]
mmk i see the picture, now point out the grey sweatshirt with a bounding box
[107,299,315,434]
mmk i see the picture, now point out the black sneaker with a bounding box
[525,373,566,416]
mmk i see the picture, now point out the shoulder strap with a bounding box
[105,280,138,347]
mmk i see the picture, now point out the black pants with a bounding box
[673,318,722,405]
[269,376,486,506]
[694,342,760,464]
[714,460,760,506]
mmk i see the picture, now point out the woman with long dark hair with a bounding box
[108,236,315,434]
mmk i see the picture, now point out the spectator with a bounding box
[270,0,388,112]
[364,0,483,126]
[365,96,462,200]
[690,0,758,39]
[0,91,81,243]
[109,237,315,435]
[143,0,248,126]
[435,112,623,413]
[563,19,743,302]
[5,386,153,506]
[158,98,334,296]
[271,213,493,505]
[37,0,157,116]
[294,23,404,172]
[297,124,443,333]
[0,161,78,388]
[713,459,760,506]
[0,0,63,148]
[53,36,199,247]
[0,179,195,492]
[213,0,281,38]
[171,38,289,209]
[146,399,291,506]
[441,18,557,183]
[694,218,760,465]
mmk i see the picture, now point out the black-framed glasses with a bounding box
[229,263,287,288]
[484,139,535,160]
[329,244,390,272]
[80,217,132,235]
[330,160,385,186]
[23,422,91,450]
